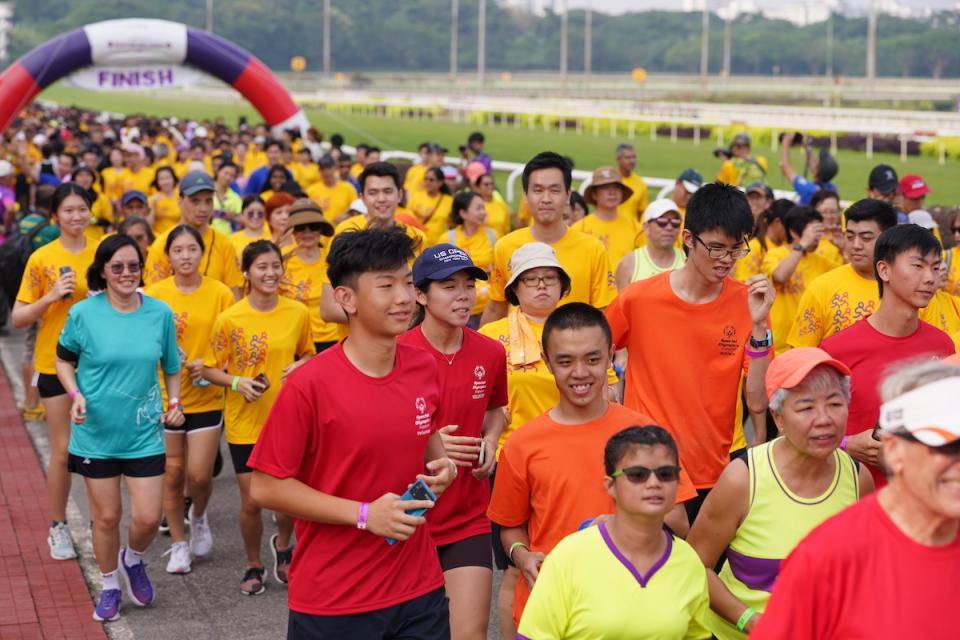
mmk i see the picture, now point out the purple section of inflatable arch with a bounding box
[184,28,250,84]
[19,28,92,90]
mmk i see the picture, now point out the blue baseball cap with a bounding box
[121,190,147,206]
[413,243,488,286]
[179,170,215,196]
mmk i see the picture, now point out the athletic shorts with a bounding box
[164,409,223,435]
[286,586,449,640]
[437,533,493,572]
[229,442,255,474]
[35,372,66,398]
[68,453,166,479]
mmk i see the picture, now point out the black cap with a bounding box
[817,150,839,184]
[868,164,898,193]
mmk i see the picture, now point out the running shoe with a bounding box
[183,496,193,526]
[21,404,45,420]
[163,541,192,574]
[158,514,170,535]
[270,533,293,584]
[92,588,122,622]
[240,566,266,596]
[48,522,77,560]
[188,505,213,557]
[118,547,155,606]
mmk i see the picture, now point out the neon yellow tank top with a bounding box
[705,437,860,640]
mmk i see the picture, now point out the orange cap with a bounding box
[765,347,851,400]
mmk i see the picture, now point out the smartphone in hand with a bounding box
[385,478,437,545]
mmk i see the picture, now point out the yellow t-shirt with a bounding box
[151,193,181,234]
[403,164,427,194]
[616,172,650,222]
[448,226,498,316]
[243,153,266,177]
[489,227,617,308]
[733,237,770,283]
[786,265,879,348]
[814,236,845,269]
[483,198,511,238]
[945,247,960,297]
[101,166,125,202]
[204,297,315,444]
[85,192,113,242]
[761,246,836,355]
[15,238,98,374]
[572,213,643,272]
[145,225,244,290]
[922,290,960,337]
[120,167,154,196]
[305,180,357,224]
[145,276,235,413]
[230,226,272,256]
[406,191,453,245]
[281,249,341,344]
[333,216,427,255]
[292,162,320,189]
[349,162,364,178]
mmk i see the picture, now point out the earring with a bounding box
[243,272,248,278]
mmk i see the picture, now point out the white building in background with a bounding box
[0,2,13,62]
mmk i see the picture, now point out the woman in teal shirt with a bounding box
[55,234,184,623]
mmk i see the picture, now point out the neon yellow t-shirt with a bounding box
[761,245,836,355]
[15,238,98,374]
[489,227,617,308]
[204,297,314,444]
[145,225,244,290]
[572,213,643,272]
[305,180,357,224]
[145,276,235,413]
[281,249,341,344]
[518,524,711,640]
[616,172,650,222]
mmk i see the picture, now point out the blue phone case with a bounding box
[385,478,437,545]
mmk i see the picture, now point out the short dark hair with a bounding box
[366,146,382,155]
[468,131,485,144]
[164,224,205,255]
[359,161,401,192]
[604,426,679,475]
[542,302,612,357]
[569,191,588,214]
[326,228,415,290]
[356,143,370,153]
[263,139,284,152]
[783,206,822,242]
[809,189,839,211]
[873,224,942,297]
[450,191,482,226]
[684,182,753,239]
[522,151,572,193]
[330,134,344,147]
[51,182,93,214]
[241,194,265,211]
[241,239,283,273]
[87,233,143,291]
[844,198,898,232]
[504,267,571,306]
[118,216,154,246]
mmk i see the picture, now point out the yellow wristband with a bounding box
[737,607,758,631]
[508,541,528,563]
[231,376,240,392]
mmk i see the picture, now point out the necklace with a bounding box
[441,351,456,366]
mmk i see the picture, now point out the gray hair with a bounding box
[769,364,851,413]
[615,143,634,157]
[880,361,960,435]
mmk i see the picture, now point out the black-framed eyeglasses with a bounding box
[519,273,560,288]
[294,223,325,233]
[893,431,960,456]
[610,465,682,483]
[652,218,682,229]
[107,261,142,275]
[692,233,750,260]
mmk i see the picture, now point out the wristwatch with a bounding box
[792,242,805,253]
[749,330,773,349]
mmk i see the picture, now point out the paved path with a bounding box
[0,327,504,639]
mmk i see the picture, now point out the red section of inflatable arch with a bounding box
[231,57,300,126]
[0,63,42,133]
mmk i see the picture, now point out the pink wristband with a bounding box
[744,348,771,358]
[69,389,81,400]
[357,502,369,530]
[840,436,849,452]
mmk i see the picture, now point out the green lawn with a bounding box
[42,85,960,206]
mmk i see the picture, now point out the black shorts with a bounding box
[314,341,337,354]
[287,586,449,640]
[165,410,223,435]
[35,372,66,398]
[437,533,493,572]
[68,453,166,479]
[229,442,256,474]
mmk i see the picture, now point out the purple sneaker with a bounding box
[93,588,121,621]
[118,547,155,606]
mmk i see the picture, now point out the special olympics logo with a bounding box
[723,325,736,338]
[474,365,486,379]
[415,397,427,413]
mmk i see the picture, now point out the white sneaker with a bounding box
[163,541,192,574]
[188,506,213,557]
[48,522,77,560]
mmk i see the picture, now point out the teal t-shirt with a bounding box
[59,293,180,459]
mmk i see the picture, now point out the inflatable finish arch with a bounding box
[0,18,309,136]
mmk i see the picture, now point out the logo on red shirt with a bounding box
[415,396,427,413]
[474,365,486,379]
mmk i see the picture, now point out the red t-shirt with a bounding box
[751,493,960,640]
[397,326,508,546]
[247,342,444,615]
[820,317,954,488]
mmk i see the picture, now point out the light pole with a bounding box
[323,0,331,78]
[866,0,877,85]
[560,0,569,86]
[584,6,592,80]
[450,0,458,79]
[700,0,710,90]
[477,0,486,89]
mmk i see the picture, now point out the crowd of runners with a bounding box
[1,101,959,639]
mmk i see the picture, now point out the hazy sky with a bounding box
[567,0,959,14]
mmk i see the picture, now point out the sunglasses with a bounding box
[294,223,325,233]
[652,218,682,229]
[107,261,142,275]
[610,465,682,483]
[246,209,265,218]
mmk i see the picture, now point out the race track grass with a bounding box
[42,85,960,206]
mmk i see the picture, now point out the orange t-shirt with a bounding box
[486,402,696,622]
[605,272,756,489]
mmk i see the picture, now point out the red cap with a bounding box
[765,348,851,400]
[898,174,932,199]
